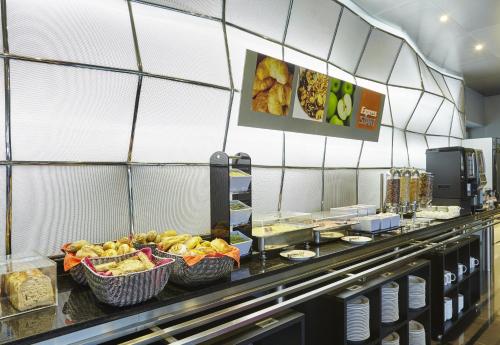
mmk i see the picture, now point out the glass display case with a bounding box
[0,254,57,320]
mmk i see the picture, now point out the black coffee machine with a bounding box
[426,147,481,215]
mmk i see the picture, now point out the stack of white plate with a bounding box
[408,320,426,345]
[346,296,370,342]
[382,282,399,323]
[408,275,426,309]
[382,332,400,345]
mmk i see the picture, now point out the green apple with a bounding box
[330,115,344,126]
[327,92,338,120]
[341,81,354,96]
[330,78,341,93]
[337,94,352,121]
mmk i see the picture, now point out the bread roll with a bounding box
[6,269,54,311]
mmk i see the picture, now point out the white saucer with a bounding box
[280,249,316,261]
[342,236,373,244]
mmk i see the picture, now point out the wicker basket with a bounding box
[81,254,174,307]
[154,249,234,287]
[67,251,140,286]
[132,242,157,251]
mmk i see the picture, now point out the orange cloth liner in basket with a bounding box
[182,246,240,267]
[62,243,85,271]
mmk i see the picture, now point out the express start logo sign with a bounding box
[355,89,383,131]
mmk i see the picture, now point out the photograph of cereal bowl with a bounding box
[327,77,355,127]
[251,55,294,116]
[292,68,328,122]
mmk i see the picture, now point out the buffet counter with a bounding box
[1,209,498,345]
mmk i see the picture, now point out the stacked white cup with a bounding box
[346,296,370,342]
[382,332,400,345]
[458,293,464,313]
[408,275,426,309]
[382,282,399,323]
[408,320,426,345]
[470,257,479,272]
[444,297,453,321]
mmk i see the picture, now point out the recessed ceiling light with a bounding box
[440,15,449,23]
[475,44,484,51]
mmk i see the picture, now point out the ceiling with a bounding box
[350,0,500,96]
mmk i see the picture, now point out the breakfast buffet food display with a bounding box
[384,168,434,211]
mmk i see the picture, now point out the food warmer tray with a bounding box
[312,221,357,244]
[252,223,315,256]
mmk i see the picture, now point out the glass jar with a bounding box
[409,170,420,204]
[385,169,400,206]
[399,169,411,205]
[418,172,434,208]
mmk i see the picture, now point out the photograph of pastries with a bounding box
[251,55,294,116]
[326,77,355,126]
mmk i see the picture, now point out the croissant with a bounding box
[256,57,289,85]
[268,83,287,116]
[252,77,274,97]
[252,91,269,113]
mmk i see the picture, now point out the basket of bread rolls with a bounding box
[62,237,137,285]
[132,230,177,251]
[80,248,174,307]
[154,235,240,287]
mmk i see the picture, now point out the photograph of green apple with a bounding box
[326,77,355,126]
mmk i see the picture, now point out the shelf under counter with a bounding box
[1,208,498,345]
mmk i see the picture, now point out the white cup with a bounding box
[444,270,456,285]
[444,297,453,321]
[470,257,479,271]
[458,264,467,278]
[458,294,464,313]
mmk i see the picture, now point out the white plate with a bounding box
[342,236,373,244]
[280,249,316,261]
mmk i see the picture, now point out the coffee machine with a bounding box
[473,149,487,210]
[425,147,482,215]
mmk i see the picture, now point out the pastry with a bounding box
[168,243,188,255]
[252,77,274,97]
[211,238,231,253]
[252,91,269,113]
[256,57,289,85]
[146,230,158,243]
[94,262,117,272]
[102,241,116,251]
[67,240,90,253]
[6,269,54,311]
[103,249,118,257]
[75,246,98,259]
[137,252,155,270]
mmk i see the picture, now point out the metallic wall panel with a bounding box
[356,29,402,83]
[450,108,464,139]
[388,86,422,129]
[407,93,443,133]
[0,58,4,160]
[418,59,442,95]
[450,137,462,147]
[358,126,392,168]
[226,26,282,90]
[427,99,454,136]
[225,93,283,166]
[284,47,326,74]
[226,0,290,42]
[285,0,342,59]
[388,43,421,89]
[284,132,324,168]
[132,76,230,163]
[324,136,362,168]
[323,169,356,209]
[426,135,449,149]
[281,168,322,212]
[138,0,222,18]
[251,167,281,215]
[357,169,386,209]
[393,128,409,167]
[8,0,137,69]
[11,165,130,255]
[406,132,427,169]
[131,165,210,235]
[132,2,230,87]
[430,69,454,101]
[10,61,137,161]
[329,8,371,73]
[444,76,465,111]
